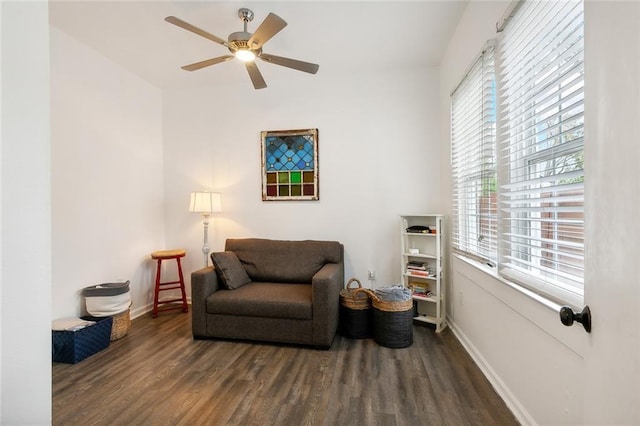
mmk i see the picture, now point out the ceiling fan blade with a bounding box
[165,16,229,47]
[181,56,234,71]
[245,62,267,90]
[259,53,319,74]
[247,13,287,50]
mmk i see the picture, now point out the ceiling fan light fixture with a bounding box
[165,9,319,89]
[235,49,256,62]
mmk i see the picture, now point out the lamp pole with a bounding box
[201,213,210,267]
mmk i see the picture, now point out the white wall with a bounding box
[583,2,640,423]
[50,28,165,319]
[1,4,3,419]
[162,66,443,289]
[440,1,640,424]
[1,2,51,423]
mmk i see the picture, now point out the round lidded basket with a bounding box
[339,278,373,339]
[368,289,414,349]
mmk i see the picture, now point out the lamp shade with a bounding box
[189,191,222,214]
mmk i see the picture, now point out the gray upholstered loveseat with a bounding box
[191,238,344,348]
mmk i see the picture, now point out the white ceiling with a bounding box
[49,1,468,90]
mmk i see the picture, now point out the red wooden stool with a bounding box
[151,249,188,318]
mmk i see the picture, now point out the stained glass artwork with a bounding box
[261,129,318,201]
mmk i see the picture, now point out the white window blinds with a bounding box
[451,44,497,264]
[497,0,584,306]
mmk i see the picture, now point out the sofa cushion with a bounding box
[210,251,251,290]
[206,282,312,320]
[225,238,343,283]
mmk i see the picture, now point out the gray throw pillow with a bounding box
[210,251,251,290]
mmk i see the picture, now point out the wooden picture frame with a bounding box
[261,128,319,201]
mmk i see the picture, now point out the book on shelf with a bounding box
[406,260,427,271]
[407,265,427,271]
[407,269,431,277]
[408,282,430,296]
[406,225,429,234]
[405,225,437,234]
[409,285,434,299]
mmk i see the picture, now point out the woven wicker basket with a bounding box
[368,292,413,312]
[110,307,131,341]
[367,290,414,349]
[339,279,373,339]
[339,278,371,310]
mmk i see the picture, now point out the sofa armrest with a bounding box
[191,266,221,338]
[311,262,344,348]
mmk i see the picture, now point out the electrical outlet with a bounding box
[368,270,376,280]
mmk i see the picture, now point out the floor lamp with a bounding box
[189,191,222,267]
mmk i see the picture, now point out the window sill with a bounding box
[454,254,562,312]
[451,254,587,356]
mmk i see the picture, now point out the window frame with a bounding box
[450,42,498,266]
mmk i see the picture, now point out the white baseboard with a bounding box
[130,304,152,319]
[447,316,535,426]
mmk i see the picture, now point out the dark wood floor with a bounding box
[53,309,518,425]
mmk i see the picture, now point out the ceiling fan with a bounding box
[164,8,319,90]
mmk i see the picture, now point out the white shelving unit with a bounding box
[400,214,446,332]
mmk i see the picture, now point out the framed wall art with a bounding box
[261,128,319,201]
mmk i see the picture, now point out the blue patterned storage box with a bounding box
[52,316,112,364]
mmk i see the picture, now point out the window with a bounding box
[451,0,584,307]
[498,0,584,307]
[451,43,497,264]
